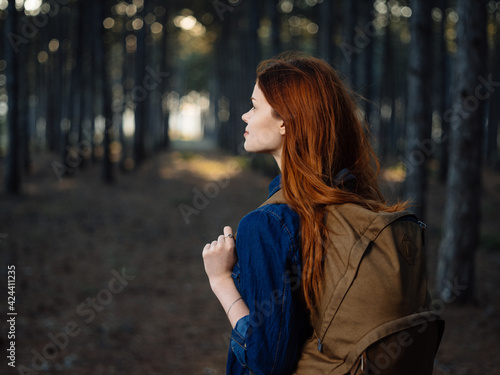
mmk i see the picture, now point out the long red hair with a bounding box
[256,52,409,311]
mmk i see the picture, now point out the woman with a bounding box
[202,52,409,374]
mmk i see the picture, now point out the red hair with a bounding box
[256,52,409,311]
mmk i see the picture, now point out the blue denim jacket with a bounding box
[226,175,311,375]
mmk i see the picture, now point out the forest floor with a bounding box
[1,144,499,375]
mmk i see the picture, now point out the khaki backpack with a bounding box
[260,190,444,375]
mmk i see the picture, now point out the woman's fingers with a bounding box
[202,226,235,258]
[223,226,233,239]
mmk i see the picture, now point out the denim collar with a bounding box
[268,175,282,198]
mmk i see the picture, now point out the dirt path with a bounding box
[1,148,499,374]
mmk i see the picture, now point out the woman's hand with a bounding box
[202,226,237,292]
[202,226,248,327]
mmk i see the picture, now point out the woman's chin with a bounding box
[243,141,253,153]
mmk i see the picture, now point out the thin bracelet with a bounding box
[226,297,243,315]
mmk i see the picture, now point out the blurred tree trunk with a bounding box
[391,27,408,159]
[61,4,76,177]
[361,2,382,131]
[70,1,84,173]
[238,3,260,154]
[269,0,281,57]
[353,0,368,95]
[18,11,30,175]
[438,0,452,183]
[134,3,147,165]
[147,1,163,152]
[36,37,49,150]
[46,10,63,152]
[117,7,128,171]
[403,0,433,220]
[377,20,394,160]
[340,0,357,84]
[486,12,499,167]
[101,0,114,183]
[92,0,104,164]
[331,0,344,69]
[158,2,170,150]
[217,5,254,154]
[81,1,94,168]
[0,9,3,57]
[352,0,372,94]
[143,1,156,154]
[161,14,170,149]
[26,37,37,165]
[365,22,381,133]
[436,0,487,304]
[4,1,21,193]
[215,11,231,150]
[317,0,333,64]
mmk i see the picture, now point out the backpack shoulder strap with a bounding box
[258,189,286,208]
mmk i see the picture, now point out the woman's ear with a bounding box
[279,121,285,136]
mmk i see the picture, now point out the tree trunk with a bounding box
[438,0,451,183]
[436,0,487,304]
[101,0,114,183]
[215,8,233,151]
[69,1,84,174]
[377,20,394,161]
[91,0,104,164]
[61,4,76,177]
[403,0,434,220]
[47,10,63,153]
[80,1,94,168]
[160,3,170,150]
[317,0,332,63]
[133,3,147,165]
[269,0,281,57]
[4,1,21,193]
[486,11,500,167]
[340,0,357,84]
[17,11,30,175]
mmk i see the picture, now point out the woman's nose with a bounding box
[242,111,249,123]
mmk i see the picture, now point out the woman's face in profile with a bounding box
[241,83,285,157]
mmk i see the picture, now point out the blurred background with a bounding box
[0,0,499,374]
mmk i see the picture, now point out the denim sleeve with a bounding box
[229,208,305,375]
[230,315,252,366]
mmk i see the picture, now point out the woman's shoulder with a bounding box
[242,201,299,230]
[237,202,300,253]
